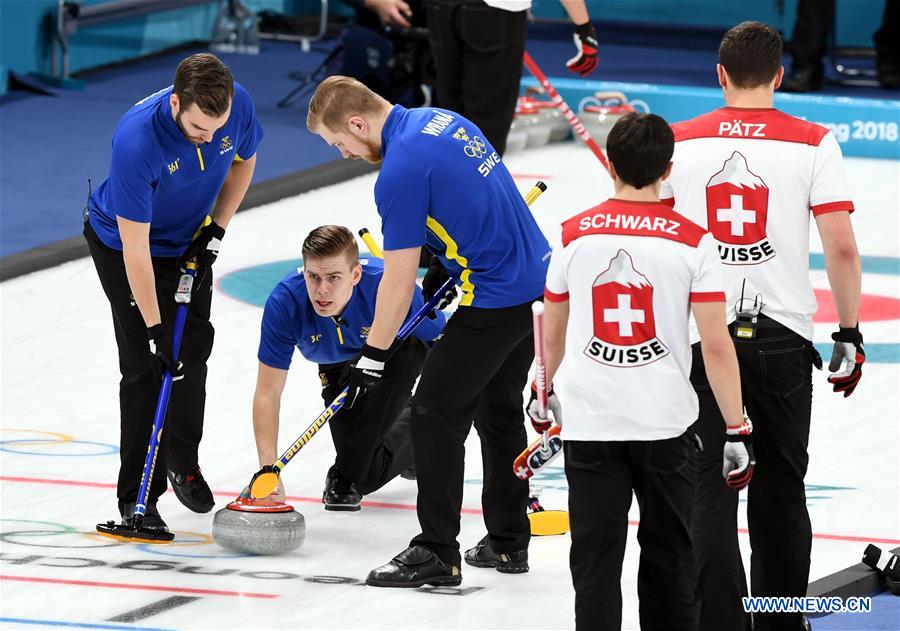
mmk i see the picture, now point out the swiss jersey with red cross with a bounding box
[544,199,725,441]
[660,107,854,340]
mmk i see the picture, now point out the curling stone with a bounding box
[520,97,570,143]
[505,118,529,153]
[580,101,635,149]
[515,104,552,148]
[212,496,305,555]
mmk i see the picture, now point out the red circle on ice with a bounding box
[813,289,900,323]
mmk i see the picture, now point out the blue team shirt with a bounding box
[258,258,446,369]
[374,105,551,309]
[88,82,263,256]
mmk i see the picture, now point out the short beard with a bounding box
[175,110,204,144]
[361,138,382,164]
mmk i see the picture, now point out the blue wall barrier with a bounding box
[0,0,326,96]
[523,76,900,160]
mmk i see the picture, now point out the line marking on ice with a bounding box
[3,475,897,544]
[0,574,278,598]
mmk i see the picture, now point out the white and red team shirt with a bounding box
[545,199,725,442]
[660,107,854,341]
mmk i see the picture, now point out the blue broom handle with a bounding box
[135,268,194,517]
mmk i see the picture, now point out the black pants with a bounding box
[319,337,426,494]
[790,0,899,72]
[565,436,698,631]
[690,318,817,631]
[427,0,526,155]
[410,300,534,566]
[788,0,834,75]
[84,221,214,504]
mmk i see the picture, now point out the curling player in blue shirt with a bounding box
[84,54,263,532]
[308,76,551,586]
[252,225,445,509]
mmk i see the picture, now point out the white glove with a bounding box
[722,419,755,490]
[526,382,563,432]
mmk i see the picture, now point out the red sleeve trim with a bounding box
[660,197,676,207]
[811,201,855,216]
[690,291,726,303]
[544,288,569,302]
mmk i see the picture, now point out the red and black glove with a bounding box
[827,325,865,398]
[525,382,563,433]
[722,419,755,490]
[566,22,598,77]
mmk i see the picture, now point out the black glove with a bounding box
[827,325,865,398]
[341,344,388,409]
[423,256,457,317]
[178,221,225,283]
[723,419,755,490]
[566,22,598,77]
[148,324,184,383]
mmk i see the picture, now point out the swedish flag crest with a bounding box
[452,127,470,142]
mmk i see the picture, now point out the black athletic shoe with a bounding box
[878,63,900,89]
[464,535,529,574]
[167,466,215,513]
[780,67,823,93]
[323,465,362,511]
[366,545,462,587]
[119,501,169,531]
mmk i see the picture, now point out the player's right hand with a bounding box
[364,0,412,28]
[723,419,755,490]
[566,22,599,77]
[827,325,865,398]
[526,382,563,433]
[147,324,184,383]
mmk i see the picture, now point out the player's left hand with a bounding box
[723,419,755,490]
[827,325,865,398]
[179,220,225,282]
[342,344,388,409]
[566,22,598,77]
[241,480,285,502]
[526,382,563,433]
[423,256,457,317]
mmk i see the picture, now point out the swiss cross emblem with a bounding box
[584,250,669,367]
[705,151,776,264]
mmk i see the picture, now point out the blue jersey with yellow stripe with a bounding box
[87,82,263,257]
[258,258,446,369]
[374,105,551,309]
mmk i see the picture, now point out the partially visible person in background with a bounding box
[351,0,419,27]
[782,0,898,92]
[426,0,598,155]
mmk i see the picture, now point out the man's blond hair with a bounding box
[306,75,390,132]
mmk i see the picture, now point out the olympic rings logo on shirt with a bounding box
[464,136,487,159]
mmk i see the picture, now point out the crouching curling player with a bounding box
[251,225,445,509]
